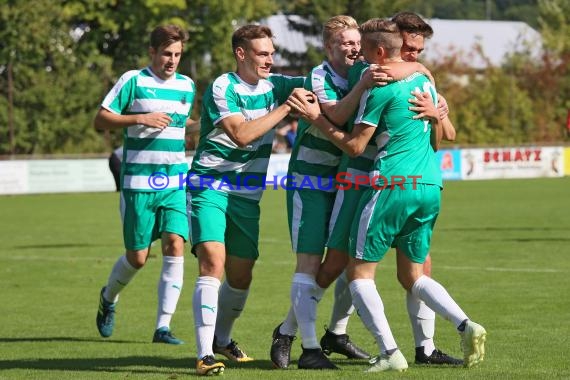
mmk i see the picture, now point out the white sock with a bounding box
[156,256,184,330]
[291,273,323,349]
[349,279,398,354]
[215,281,249,347]
[328,271,354,335]
[411,275,468,328]
[193,276,220,359]
[280,306,298,336]
[406,291,436,355]
[103,255,138,303]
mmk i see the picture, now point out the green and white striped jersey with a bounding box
[338,60,378,185]
[101,67,195,191]
[190,72,304,201]
[288,61,349,191]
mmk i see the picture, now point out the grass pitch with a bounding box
[1,177,569,379]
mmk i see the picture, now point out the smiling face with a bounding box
[400,31,425,62]
[149,41,183,80]
[326,28,361,76]
[236,36,275,84]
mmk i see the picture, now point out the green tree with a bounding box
[431,55,535,145]
[0,0,108,154]
[0,0,278,155]
[0,0,565,155]
[529,0,570,140]
[74,0,277,149]
[273,0,415,72]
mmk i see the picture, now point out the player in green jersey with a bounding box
[288,18,487,372]
[270,15,397,370]
[187,24,307,376]
[317,12,462,367]
[94,25,196,346]
[271,15,434,370]
[392,11,464,365]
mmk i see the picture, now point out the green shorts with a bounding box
[121,189,188,251]
[349,184,441,263]
[287,188,336,255]
[327,187,366,252]
[187,188,260,260]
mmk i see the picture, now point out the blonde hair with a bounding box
[359,18,402,57]
[322,15,359,44]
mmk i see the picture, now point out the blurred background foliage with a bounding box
[0,0,568,154]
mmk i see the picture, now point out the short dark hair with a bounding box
[231,24,273,52]
[150,25,188,50]
[391,12,433,39]
[359,19,402,58]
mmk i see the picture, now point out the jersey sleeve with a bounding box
[101,70,139,114]
[311,68,340,104]
[205,76,242,126]
[269,74,305,104]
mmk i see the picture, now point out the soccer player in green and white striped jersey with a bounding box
[320,54,439,352]
[290,18,486,372]
[94,25,195,346]
[271,15,398,370]
[186,24,306,376]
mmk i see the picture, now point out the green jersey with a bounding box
[190,72,304,201]
[101,67,196,191]
[288,61,349,190]
[355,72,442,188]
[337,61,379,184]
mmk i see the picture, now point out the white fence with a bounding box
[0,147,568,195]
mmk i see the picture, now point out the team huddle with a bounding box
[93,11,487,376]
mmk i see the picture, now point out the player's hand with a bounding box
[437,93,449,120]
[140,112,172,130]
[286,88,320,121]
[363,64,393,87]
[409,90,438,121]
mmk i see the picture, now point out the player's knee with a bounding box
[126,250,148,268]
[397,271,415,291]
[196,244,225,277]
[162,234,185,256]
[198,259,224,278]
[226,272,252,290]
[316,264,343,288]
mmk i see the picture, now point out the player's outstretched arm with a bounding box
[219,102,292,148]
[323,67,392,127]
[287,91,374,157]
[383,62,434,83]
[219,87,311,148]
